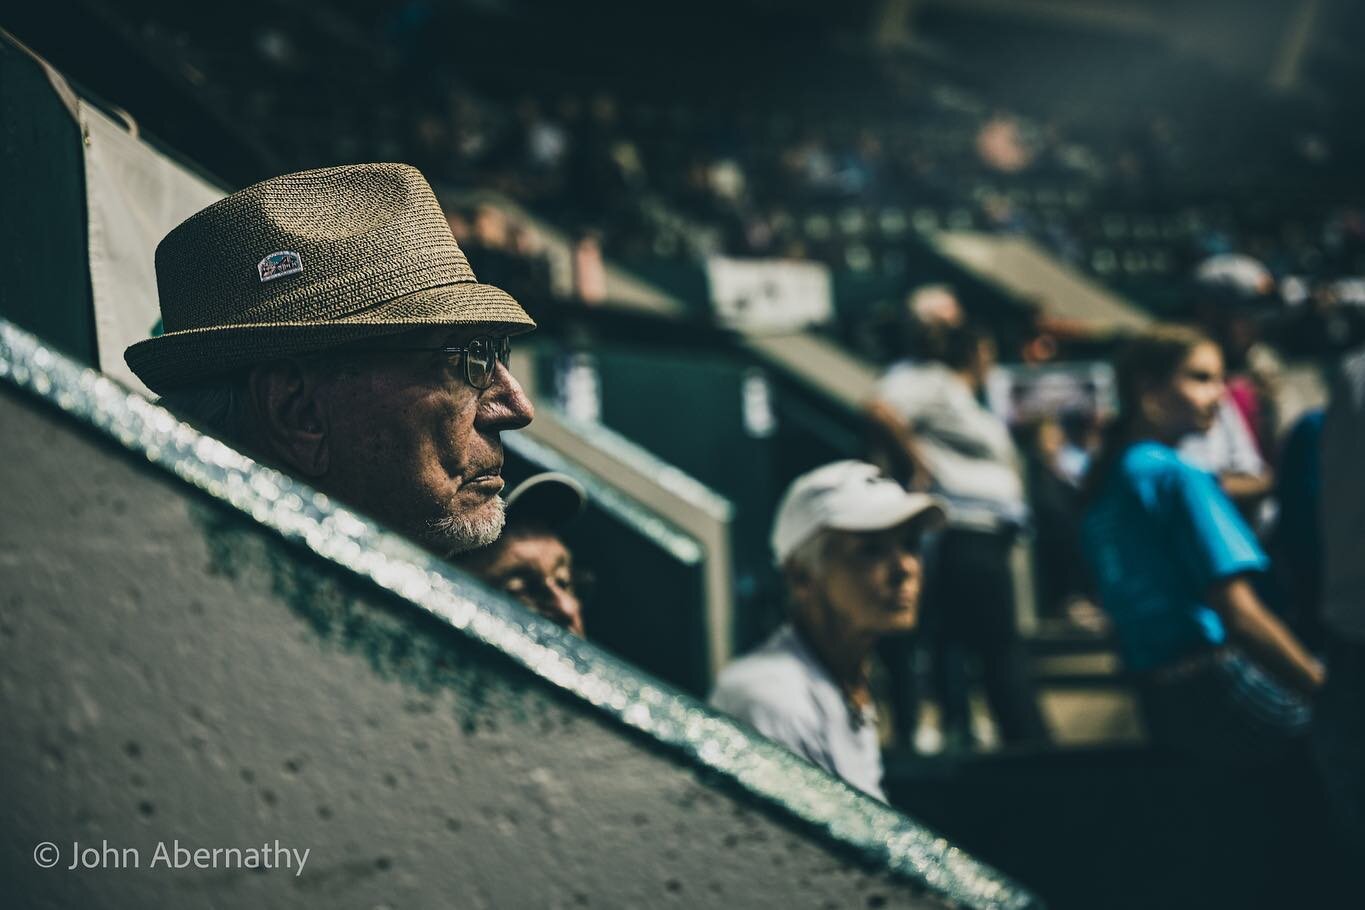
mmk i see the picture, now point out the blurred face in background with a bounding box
[464,526,585,636]
[1143,341,1225,442]
[788,522,927,641]
[1034,418,1067,464]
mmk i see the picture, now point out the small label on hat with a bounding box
[258,251,304,282]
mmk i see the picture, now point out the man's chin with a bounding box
[426,497,507,556]
[882,603,919,629]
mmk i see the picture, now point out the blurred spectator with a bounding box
[1028,418,1093,622]
[457,473,589,636]
[782,135,838,195]
[473,203,511,249]
[1194,254,1276,300]
[1055,413,1101,488]
[573,230,607,304]
[710,462,943,799]
[1313,348,1365,860]
[1177,395,1274,512]
[866,321,1050,750]
[1239,342,1285,457]
[1181,266,1280,512]
[1082,326,1323,764]
[453,204,556,305]
[446,209,472,245]
[1268,409,1326,649]
[516,97,569,173]
[976,114,1034,174]
[1278,281,1365,358]
[908,284,965,333]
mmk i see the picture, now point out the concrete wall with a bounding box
[0,321,1038,909]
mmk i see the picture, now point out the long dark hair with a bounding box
[1082,324,1215,501]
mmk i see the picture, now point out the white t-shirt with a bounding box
[1178,395,1266,477]
[874,361,1025,530]
[709,625,885,801]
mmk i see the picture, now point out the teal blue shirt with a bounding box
[1083,441,1268,671]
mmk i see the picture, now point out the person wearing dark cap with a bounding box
[123,163,536,555]
[457,473,589,636]
[709,461,944,800]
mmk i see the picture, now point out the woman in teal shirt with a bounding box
[1082,326,1324,763]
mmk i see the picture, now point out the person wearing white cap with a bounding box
[709,461,944,800]
[457,472,589,636]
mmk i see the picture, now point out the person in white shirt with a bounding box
[710,462,943,799]
[866,321,1050,749]
[1178,394,1274,511]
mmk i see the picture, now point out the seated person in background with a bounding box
[1082,326,1323,765]
[457,473,588,636]
[710,462,943,800]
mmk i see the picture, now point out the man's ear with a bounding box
[245,360,331,477]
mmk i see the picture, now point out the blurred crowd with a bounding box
[114,0,1365,365]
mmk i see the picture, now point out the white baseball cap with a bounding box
[771,461,945,566]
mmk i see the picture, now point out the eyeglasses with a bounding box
[344,334,512,390]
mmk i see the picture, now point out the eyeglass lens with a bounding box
[464,335,511,389]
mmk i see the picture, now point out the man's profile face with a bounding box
[314,325,534,553]
[804,524,925,638]
[465,527,585,636]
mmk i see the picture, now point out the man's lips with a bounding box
[464,468,504,494]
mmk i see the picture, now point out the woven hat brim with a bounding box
[125,281,535,396]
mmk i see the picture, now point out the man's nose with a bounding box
[478,362,534,430]
[892,551,921,583]
[540,585,584,637]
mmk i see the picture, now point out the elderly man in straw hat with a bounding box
[125,163,536,555]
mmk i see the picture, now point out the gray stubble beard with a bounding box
[427,496,506,556]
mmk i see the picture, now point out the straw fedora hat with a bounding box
[124,163,535,395]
